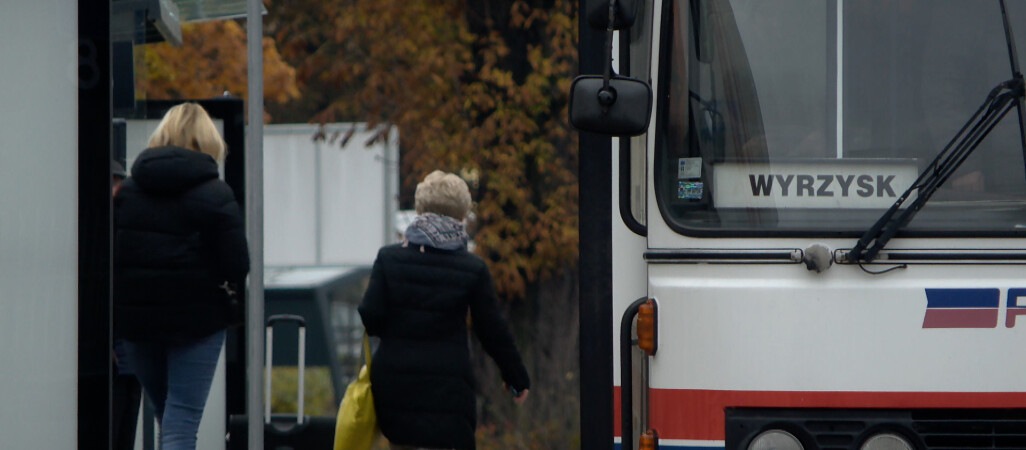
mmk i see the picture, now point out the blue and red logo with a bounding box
[923,288,1026,328]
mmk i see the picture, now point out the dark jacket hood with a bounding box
[131,146,220,194]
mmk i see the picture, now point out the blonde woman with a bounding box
[359,170,530,450]
[114,103,249,450]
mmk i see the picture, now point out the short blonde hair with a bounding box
[414,170,472,220]
[148,103,226,163]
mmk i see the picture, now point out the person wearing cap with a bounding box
[358,170,530,450]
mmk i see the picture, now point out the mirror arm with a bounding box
[567,0,651,136]
[600,0,617,112]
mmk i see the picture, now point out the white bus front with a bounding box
[605,1,1026,449]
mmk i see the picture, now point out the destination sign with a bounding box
[711,160,919,209]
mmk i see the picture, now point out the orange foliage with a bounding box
[268,0,579,301]
[137,20,300,117]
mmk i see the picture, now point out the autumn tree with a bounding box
[137,20,300,117]
[266,1,580,447]
[268,0,577,298]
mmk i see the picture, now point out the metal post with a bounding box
[579,1,614,447]
[314,137,323,264]
[383,126,397,245]
[297,326,306,424]
[264,327,273,424]
[246,0,265,448]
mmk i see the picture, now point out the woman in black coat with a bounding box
[114,103,249,450]
[359,170,530,450]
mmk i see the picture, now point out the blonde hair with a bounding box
[148,103,226,163]
[414,170,472,220]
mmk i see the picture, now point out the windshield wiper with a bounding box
[847,78,1024,264]
[848,1,1026,264]
[999,0,1026,179]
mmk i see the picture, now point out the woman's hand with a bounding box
[504,383,529,404]
[513,388,529,404]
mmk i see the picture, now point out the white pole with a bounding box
[297,327,306,425]
[246,0,265,447]
[264,327,273,424]
[836,0,844,158]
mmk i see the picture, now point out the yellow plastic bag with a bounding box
[334,332,379,450]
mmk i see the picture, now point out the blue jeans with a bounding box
[124,330,225,450]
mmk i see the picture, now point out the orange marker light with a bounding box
[637,299,656,355]
[639,429,658,450]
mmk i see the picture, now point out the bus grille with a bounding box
[913,409,1026,449]
[725,408,1026,450]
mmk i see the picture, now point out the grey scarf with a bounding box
[403,213,469,251]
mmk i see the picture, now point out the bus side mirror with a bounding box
[569,75,652,137]
[586,0,638,30]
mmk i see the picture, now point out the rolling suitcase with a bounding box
[228,314,336,449]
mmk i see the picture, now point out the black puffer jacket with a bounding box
[358,244,530,450]
[114,146,249,343]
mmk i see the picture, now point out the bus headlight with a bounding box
[860,433,913,450]
[748,430,803,450]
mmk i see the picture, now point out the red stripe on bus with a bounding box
[922,308,998,328]
[613,387,1026,440]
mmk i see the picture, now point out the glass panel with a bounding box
[327,274,370,384]
[655,0,1026,235]
[626,2,654,227]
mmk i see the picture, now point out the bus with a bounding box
[573,1,1026,449]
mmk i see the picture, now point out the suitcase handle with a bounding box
[264,314,306,426]
[267,314,305,327]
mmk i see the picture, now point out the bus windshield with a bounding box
[655,0,1026,236]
